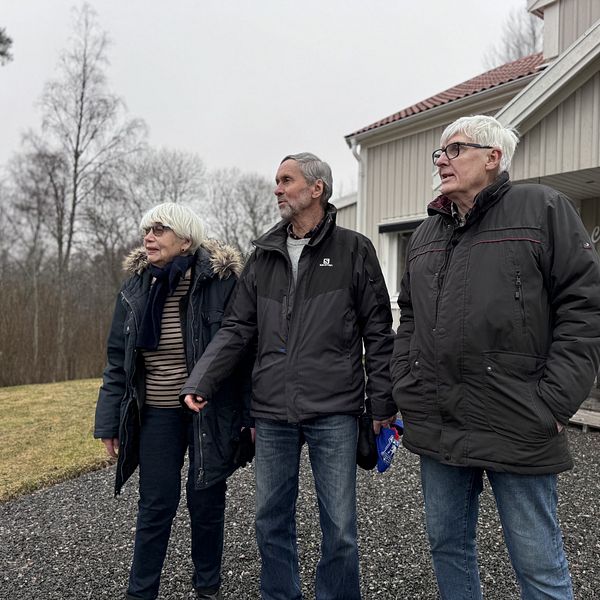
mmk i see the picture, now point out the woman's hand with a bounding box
[184,394,208,412]
[102,438,119,458]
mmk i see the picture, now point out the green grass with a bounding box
[0,378,113,502]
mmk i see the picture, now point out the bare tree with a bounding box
[20,3,145,379]
[204,169,279,254]
[483,6,543,69]
[0,27,12,65]
[116,147,206,217]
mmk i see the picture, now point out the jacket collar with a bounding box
[122,239,243,281]
[427,172,511,224]
[253,203,338,252]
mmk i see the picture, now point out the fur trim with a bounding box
[201,238,244,279]
[123,247,148,275]
[123,240,243,279]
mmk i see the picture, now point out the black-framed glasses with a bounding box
[432,142,493,165]
[143,223,173,237]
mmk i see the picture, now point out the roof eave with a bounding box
[345,75,538,149]
[496,20,600,134]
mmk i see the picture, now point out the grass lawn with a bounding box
[0,378,112,502]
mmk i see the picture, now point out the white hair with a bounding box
[440,115,519,173]
[139,202,205,253]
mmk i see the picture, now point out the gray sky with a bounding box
[1,0,527,197]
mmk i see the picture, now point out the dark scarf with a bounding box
[137,253,196,351]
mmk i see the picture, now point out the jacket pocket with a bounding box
[392,350,430,421]
[482,351,556,441]
[202,308,224,346]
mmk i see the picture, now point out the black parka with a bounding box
[182,205,397,422]
[391,173,600,474]
[94,240,249,495]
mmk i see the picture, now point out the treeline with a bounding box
[0,5,278,387]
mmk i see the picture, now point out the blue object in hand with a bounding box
[376,419,404,473]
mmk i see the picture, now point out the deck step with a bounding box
[569,408,600,432]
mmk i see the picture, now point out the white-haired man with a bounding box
[391,115,600,599]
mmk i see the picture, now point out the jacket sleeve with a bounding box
[537,193,600,423]
[94,291,127,439]
[354,238,397,421]
[181,253,258,402]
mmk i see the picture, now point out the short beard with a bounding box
[278,204,294,221]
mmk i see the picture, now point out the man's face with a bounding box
[274,160,321,220]
[436,134,498,203]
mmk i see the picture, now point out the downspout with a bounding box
[350,138,366,235]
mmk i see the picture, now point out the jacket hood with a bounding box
[123,239,243,279]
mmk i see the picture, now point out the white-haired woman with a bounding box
[94,202,251,600]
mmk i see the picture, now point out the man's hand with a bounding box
[184,394,208,412]
[373,414,398,435]
[102,437,119,459]
[242,426,256,444]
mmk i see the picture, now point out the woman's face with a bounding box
[143,223,190,267]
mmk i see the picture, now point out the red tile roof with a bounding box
[346,53,546,139]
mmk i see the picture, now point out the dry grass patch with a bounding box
[0,378,112,502]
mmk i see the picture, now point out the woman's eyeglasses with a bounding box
[143,223,172,237]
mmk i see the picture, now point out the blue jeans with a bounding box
[420,455,573,600]
[127,407,226,600]
[255,415,360,600]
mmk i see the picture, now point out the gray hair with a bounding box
[281,152,333,205]
[440,115,519,173]
[139,202,205,253]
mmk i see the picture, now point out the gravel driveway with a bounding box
[1,427,598,599]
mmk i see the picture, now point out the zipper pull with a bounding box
[515,271,522,300]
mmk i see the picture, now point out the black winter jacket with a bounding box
[182,205,397,422]
[391,173,600,474]
[94,241,248,495]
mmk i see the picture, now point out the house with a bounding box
[342,0,600,325]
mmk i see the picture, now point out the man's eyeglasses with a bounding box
[143,223,172,237]
[432,142,493,165]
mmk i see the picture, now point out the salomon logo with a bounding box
[319,258,333,267]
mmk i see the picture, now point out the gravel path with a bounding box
[1,427,598,599]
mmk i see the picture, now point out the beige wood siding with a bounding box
[559,0,600,53]
[511,72,600,180]
[363,127,444,243]
[335,202,357,230]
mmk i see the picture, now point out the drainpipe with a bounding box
[350,138,366,235]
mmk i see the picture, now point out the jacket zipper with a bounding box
[197,410,205,485]
[435,230,458,323]
[514,270,526,330]
[115,291,141,494]
[187,274,200,366]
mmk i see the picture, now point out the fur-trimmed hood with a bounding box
[123,239,243,279]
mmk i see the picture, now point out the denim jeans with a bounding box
[127,407,226,600]
[255,415,360,600]
[420,455,573,600]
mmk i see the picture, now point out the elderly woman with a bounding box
[94,202,250,600]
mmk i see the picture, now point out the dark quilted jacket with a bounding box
[94,240,249,495]
[392,173,600,474]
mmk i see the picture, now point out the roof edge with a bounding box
[496,19,600,133]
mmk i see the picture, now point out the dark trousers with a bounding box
[127,407,226,600]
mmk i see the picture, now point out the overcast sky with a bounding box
[1,0,528,197]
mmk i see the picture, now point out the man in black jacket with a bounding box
[183,152,397,600]
[392,115,600,599]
